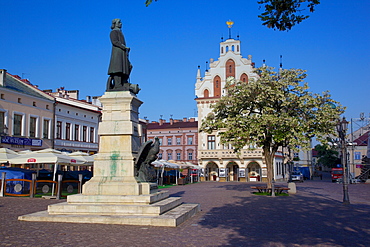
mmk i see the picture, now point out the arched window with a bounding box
[225,59,235,78]
[226,46,229,52]
[240,73,249,84]
[221,47,224,54]
[232,45,235,52]
[204,89,209,98]
[237,45,239,52]
[213,75,221,98]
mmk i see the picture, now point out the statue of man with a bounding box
[106,18,134,92]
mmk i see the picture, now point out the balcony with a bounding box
[199,149,263,159]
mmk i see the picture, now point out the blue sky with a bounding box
[1,0,369,124]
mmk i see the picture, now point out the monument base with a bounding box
[18,91,199,227]
[18,191,200,227]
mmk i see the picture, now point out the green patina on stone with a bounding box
[110,151,120,177]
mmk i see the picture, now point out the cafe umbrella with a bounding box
[8,148,86,195]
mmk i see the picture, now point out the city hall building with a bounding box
[195,33,285,182]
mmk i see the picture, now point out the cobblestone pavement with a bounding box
[0,173,369,247]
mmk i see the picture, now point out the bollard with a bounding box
[271,178,276,197]
[30,173,37,198]
[0,172,6,197]
[56,174,63,200]
[78,174,83,194]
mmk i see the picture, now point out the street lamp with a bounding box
[336,117,350,204]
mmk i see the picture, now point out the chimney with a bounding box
[86,96,91,103]
[159,119,166,125]
[183,117,187,122]
[0,69,7,86]
[170,118,174,125]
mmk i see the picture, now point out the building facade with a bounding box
[0,69,54,151]
[195,37,285,182]
[0,69,101,154]
[45,88,101,154]
[146,118,198,165]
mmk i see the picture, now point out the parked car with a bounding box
[291,171,304,182]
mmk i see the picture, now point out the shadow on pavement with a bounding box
[198,186,370,247]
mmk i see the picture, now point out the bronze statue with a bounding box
[135,137,160,182]
[106,18,140,94]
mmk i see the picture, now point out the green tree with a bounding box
[144,0,320,31]
[314,144,340,168]
[200,66,344,188]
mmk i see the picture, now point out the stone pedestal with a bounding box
[18,91,199,227]
[82,91,154,196]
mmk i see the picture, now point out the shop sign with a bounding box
[219,168,226,177]
[1,136,42,146]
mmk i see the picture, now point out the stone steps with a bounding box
[66,191,170,205]
[18,203,200,227]
[48,197,182,216]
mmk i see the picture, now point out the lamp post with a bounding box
[336,117,350,205]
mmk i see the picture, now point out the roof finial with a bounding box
[226,20,234,39]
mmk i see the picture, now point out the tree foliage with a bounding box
[314,144,340,168]
[200,66,345,187]
[258,0,320,31]
[144,0,320,31]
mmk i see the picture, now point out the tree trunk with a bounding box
[263,146,275,189]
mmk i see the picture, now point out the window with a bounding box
[74,124,79,141]
[43,119,50,139]
[56,121,62,139]
[176,137,181,145]
[158,153,163,159]
[90,127,94,143]
[240,73,249,83]
[204,89,209,98]
[207,135,216,150]
[0,112,5,134]
[167,152,172,160]
[82,126,87,142]
[167,137,172,145]
[225,59,235,78]
[65,123,71,140]
[176,152,181,160]
[188,136,193,145]
[159,138,163,145]
[188,152,193,160]
[33,102,36,107]
[29,117,37,138]
[213,75,221,97]
[13,114,23,136]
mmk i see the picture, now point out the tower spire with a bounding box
[226,20,234,39]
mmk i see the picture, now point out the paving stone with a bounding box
[0,173,369,246]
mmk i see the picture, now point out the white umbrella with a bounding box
[9,148,85,165]
[67,151,94,166]
[0,148,19,163]
[8,148,86,196]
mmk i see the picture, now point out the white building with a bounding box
[45,88,101,154]
[195,34,286,182]
[0,69,54,152]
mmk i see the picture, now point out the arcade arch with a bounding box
[247,162,262,181]
[205,162,219,181]
[226,161,239,181]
